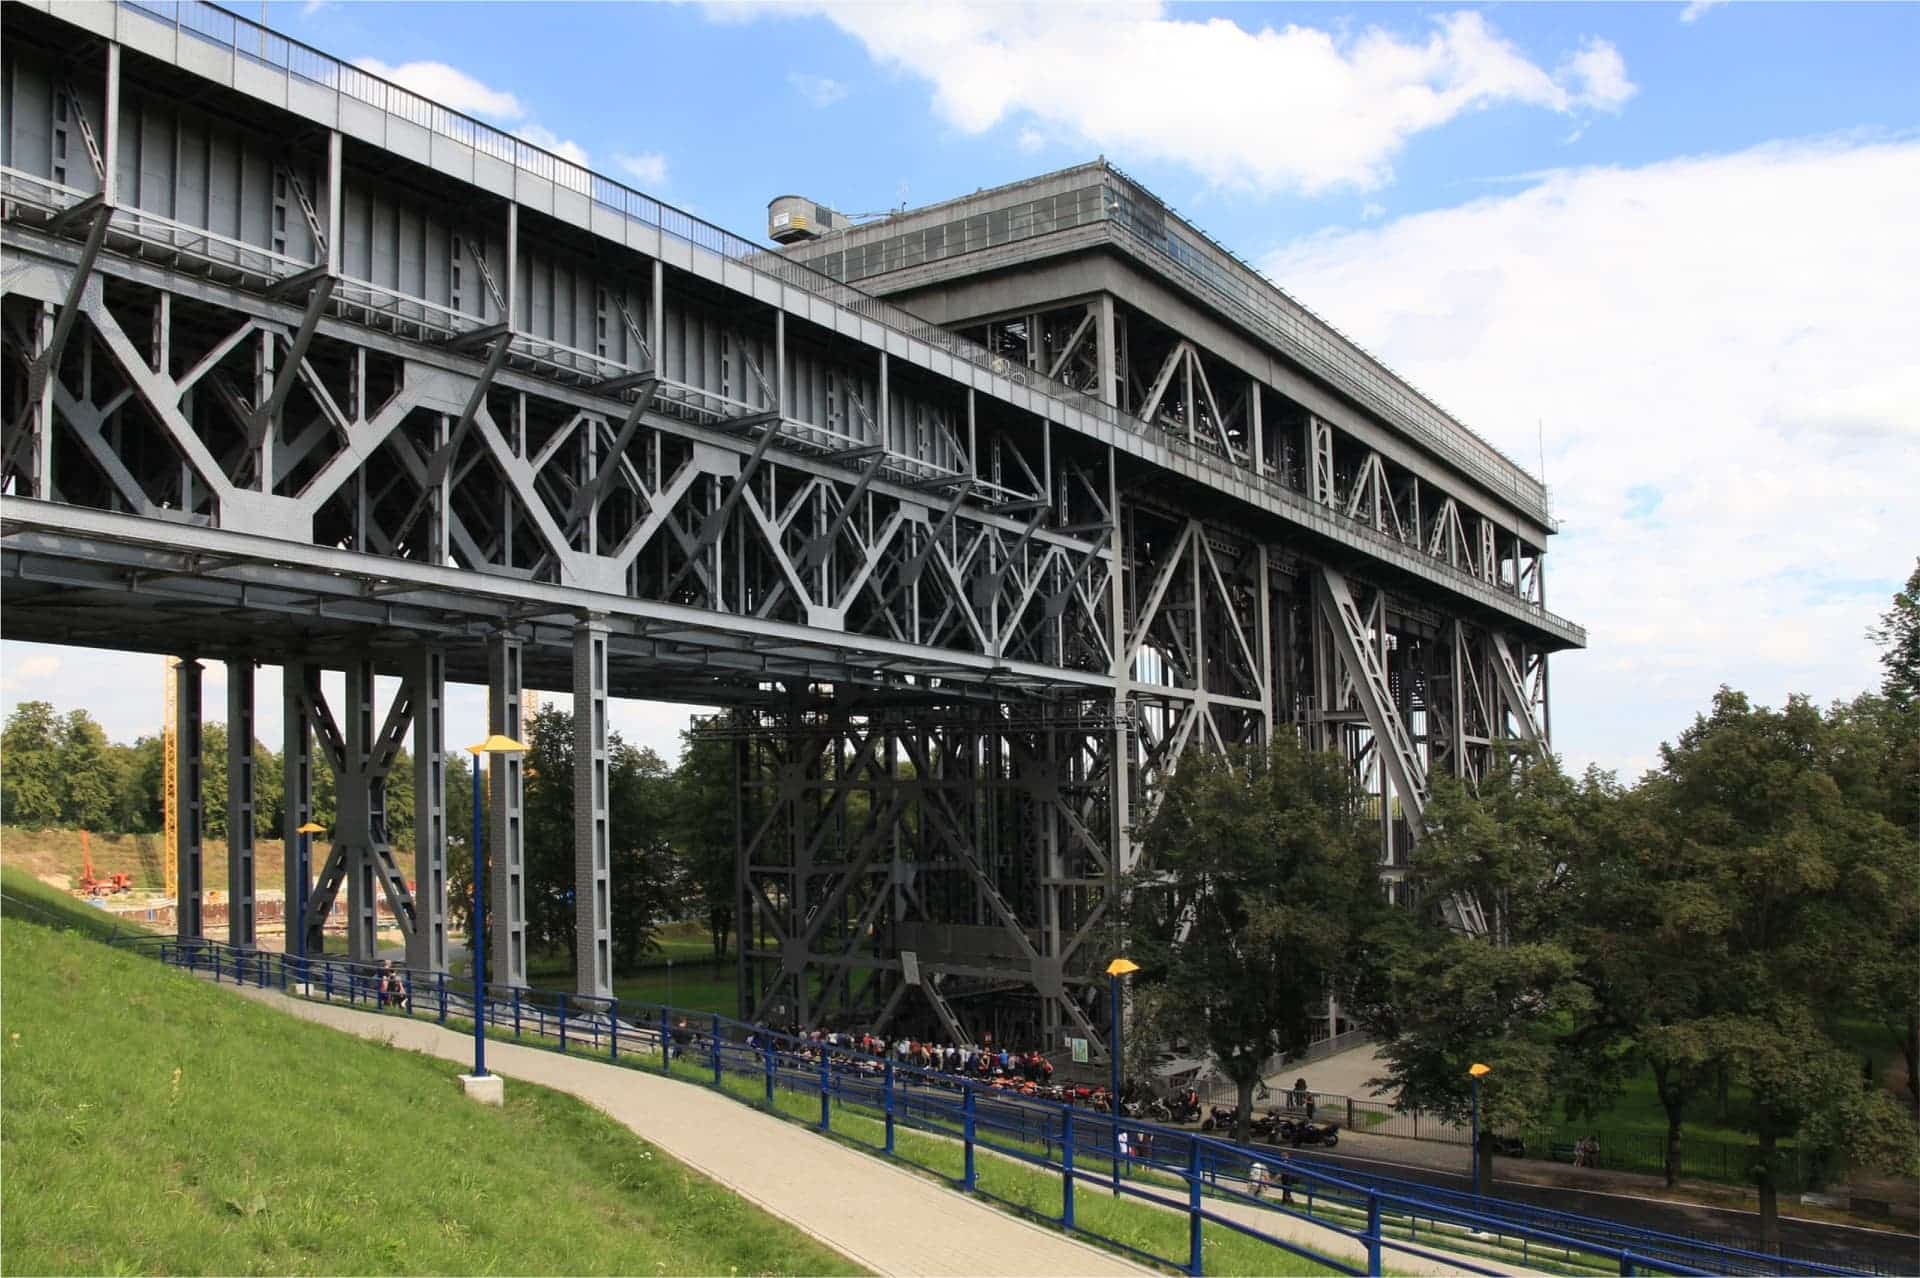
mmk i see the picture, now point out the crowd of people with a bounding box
[744,1027,1109,1100]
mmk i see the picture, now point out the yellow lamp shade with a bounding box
[295,821,326,835]
[1468,1062,1492,1078]
[468,734,531,756]
[1106,957,1141,977]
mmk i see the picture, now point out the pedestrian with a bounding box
[1248,1159,1270,1200]
[1278,1153,1299,1205]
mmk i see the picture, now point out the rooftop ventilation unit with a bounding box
[768,195,840,245]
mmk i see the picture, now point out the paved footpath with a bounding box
[224,985,1146,1277]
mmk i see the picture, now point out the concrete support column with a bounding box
[324,130,342,277]
[407,647,449,973]
[281,662,313,952]
[506,202,519,328]
[1250,377,1265,477]
[28,305,54,499]
[573,618,612,998]
[774,310,786,409]
[650,258,665,370]
[225,659,256,947]
[1095,295,1119,408]
[488,634,528,988]
[343,658,379,963]
[173,659,204,939]
[102,44,120,207]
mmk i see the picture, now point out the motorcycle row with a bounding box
[1198,1103,1341,1147]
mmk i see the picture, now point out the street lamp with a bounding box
[1107,956,1140,1194]
[1468,1062,1491,1196]
[293,821,324,967]
[464,733,529,1098]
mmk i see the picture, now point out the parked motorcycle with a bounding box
[1201,1106,1283,1138]
[1277,1117,1340,1148]
[1166,1091,1202,1124]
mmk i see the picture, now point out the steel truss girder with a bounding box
[1,223,1579,648]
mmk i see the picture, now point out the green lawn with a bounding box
[517,949,741,1017]
[0,891,864,1276]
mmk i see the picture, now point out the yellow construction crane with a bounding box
[162,655,178,900]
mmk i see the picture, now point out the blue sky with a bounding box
[6,0,1916,777]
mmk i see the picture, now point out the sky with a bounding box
[4,0,1916,779]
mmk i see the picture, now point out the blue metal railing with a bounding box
[120,935,1874,1278]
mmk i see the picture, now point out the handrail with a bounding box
[116,934,1874,1278]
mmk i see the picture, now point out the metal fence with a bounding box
[1199,1081,1816,1193]
[107,933,1880,1278]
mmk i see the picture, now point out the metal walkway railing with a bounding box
[101,935,1883,1277]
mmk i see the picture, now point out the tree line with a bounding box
[1127,561,1920,1243]
[0,708,416,848]
[0,699,738,971]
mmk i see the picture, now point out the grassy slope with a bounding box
[0,864,152,940]
[1,825,296,897]
[0,891,864,1276]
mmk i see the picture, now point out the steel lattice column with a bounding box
[173,658,203,939]
[225,659,256,947]
[343,658,379,962]
[573,617,612,998]
[489,633,528,988]
[406,646,448,973]
[282,662,313,954]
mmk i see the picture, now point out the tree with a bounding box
[674,723,738,961]
[1357,758,1597,1192]
[1825,693,1920,1114]
[1651,688,1920,1241]
[112,736,165,833]
[1867,558,1920,709]
[1130,735,1382,1144]
[55,709,119,829]
[2,701,65,827]
[607,741,680,971]
[1571,774,1734,1187]
[521,706,581,961]
[194,727,287,843]
[514,705,679,977]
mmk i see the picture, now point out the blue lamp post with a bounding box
[466,733,529,1080]
[1106,956,1140,1194]
[1468,1061,1491,1196]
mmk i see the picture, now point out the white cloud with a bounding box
[788,72,849,107]
[1558,38,1636,111]
[352,58,524,121]
[0,652,61,692]
[514,124,591,169]
[615,151,670,187]
[1679,0,1728,23]
[782,4,1634,195]
[1263,137,1920,773]
[1016,128,1046,155]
